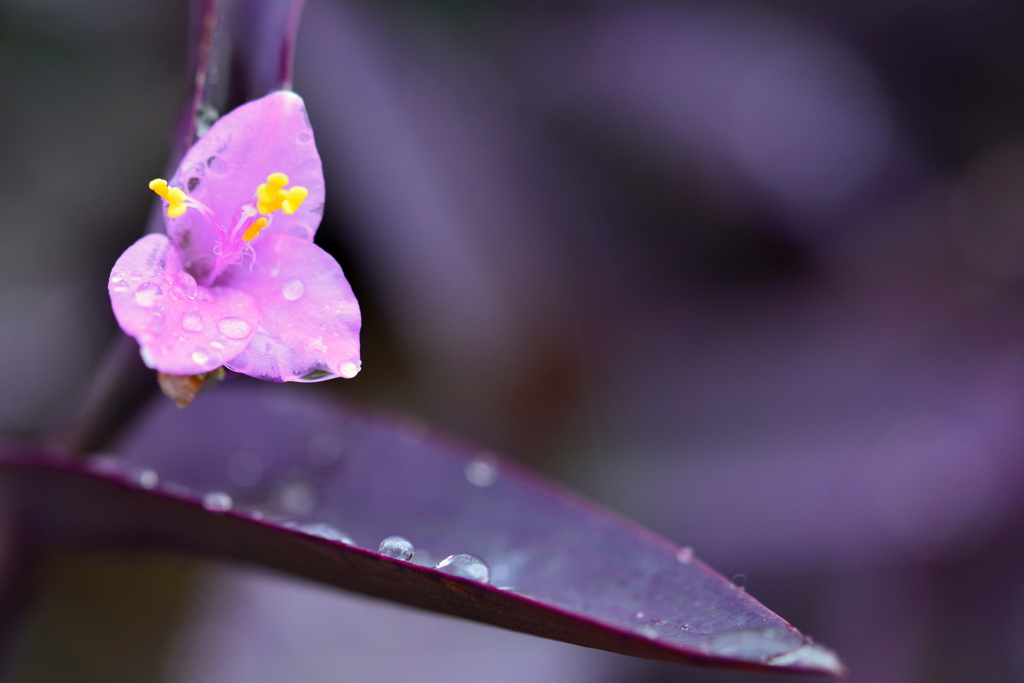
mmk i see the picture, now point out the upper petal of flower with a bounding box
[164,91,326,279]
[109,234,260,375]
[221,234,361,382]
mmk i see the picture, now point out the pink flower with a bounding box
[108,91,360,382]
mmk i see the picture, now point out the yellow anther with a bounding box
[280,186,308,215]
[256,172,307,216]
[149,178,187,218]
[242,217,269,242]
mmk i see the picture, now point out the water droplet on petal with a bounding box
[170,272,198,300]
[339,361,360,378]
[435,554,490,583]
[282,278,305,301]
[148,311,165,334]
[299,523,353,544]
[676,547,695,564]
[135,282,162,307]
[217,316,252,339]
[203,491,232,512]
[192,349,210,365]
[136,469,159,489]
[378,535,414,561]
[297,131,313,144]
[111,277,129,292]
[182,310,203,331]
[465,456,499,487]
[140,346,156,368]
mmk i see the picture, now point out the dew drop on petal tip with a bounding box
[218,316,252,339]
[339,361,359,379]
[378,535,414,561]
[182,310,203,331]
[203,491,232,512]
[192,349,210,365]
[135,283,162,307]
[676,547,694,564]
[435,554,491,583]
[140,346,156,368]
[282,278,305,301]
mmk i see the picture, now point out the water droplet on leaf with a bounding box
[282,278,305,301]
[203,491,232,512]
[378,536,414,561]
[136,469,159,489]
[465,456,499,487]
[634,624,659,639]
[435,554,491,583]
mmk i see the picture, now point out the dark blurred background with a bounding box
[5,0,1024,681]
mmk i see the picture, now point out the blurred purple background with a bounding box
[4,0,1024,681]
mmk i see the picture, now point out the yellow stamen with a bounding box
[149,178,187,218]
[256,172,308,216]
[241,217,269,242]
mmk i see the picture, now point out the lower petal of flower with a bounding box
[109,234,260,375]
[220,234,361,382]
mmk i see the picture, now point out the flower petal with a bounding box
[165,91,326,278]
[221,234,360,382]
[109,234,260,375]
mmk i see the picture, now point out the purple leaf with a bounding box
[0,384,843,677]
